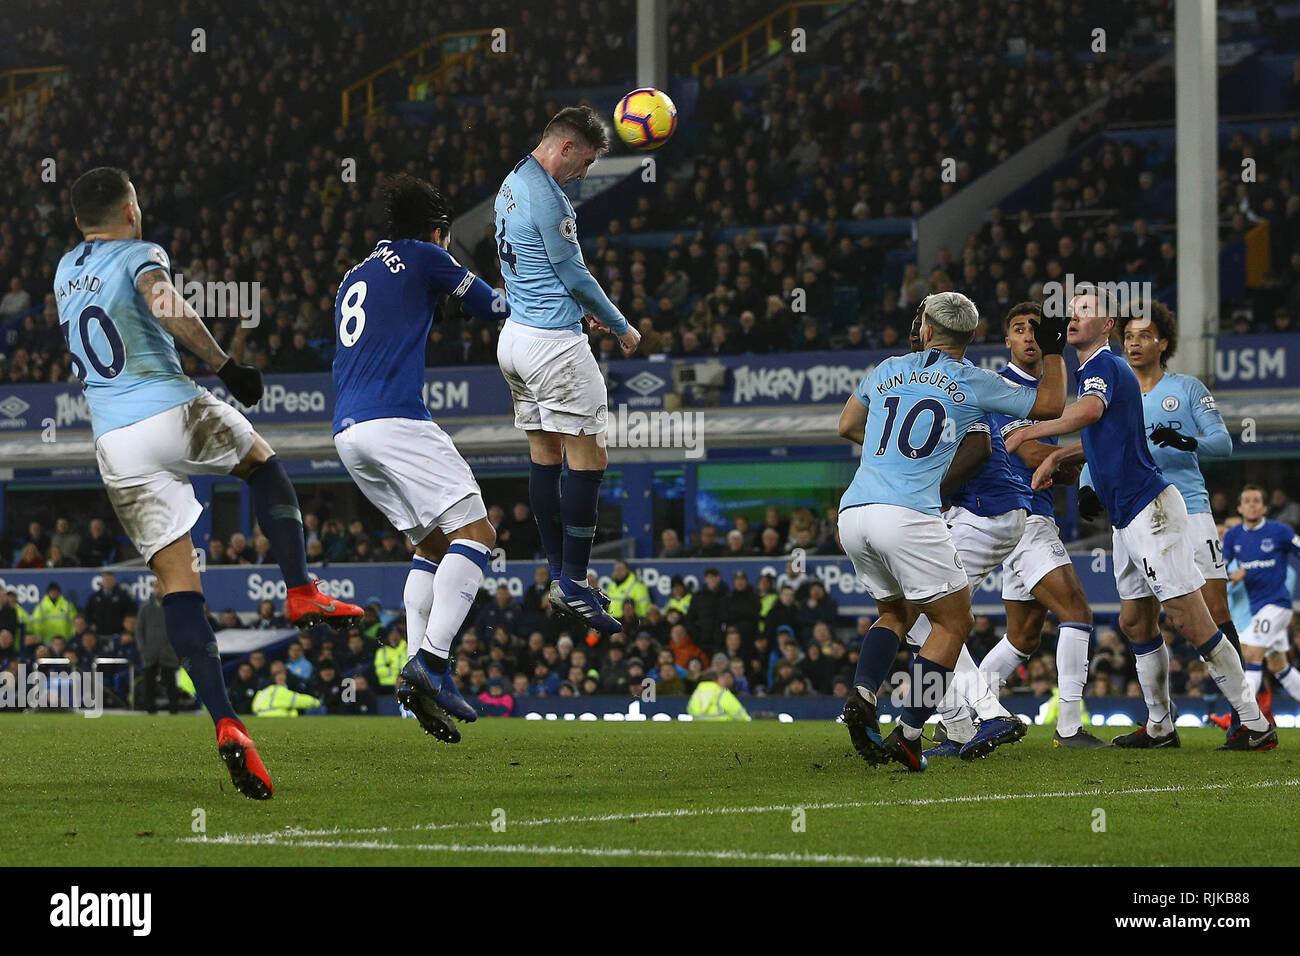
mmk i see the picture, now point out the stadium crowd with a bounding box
[3,489,1298,715]
[9,0,1297,389]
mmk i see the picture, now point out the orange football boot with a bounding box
[216,717,274,800]
[285,579,364,629]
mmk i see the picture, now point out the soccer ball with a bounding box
[613,88,677,150]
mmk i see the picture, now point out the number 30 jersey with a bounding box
[332,238,506,435]
[54,239,201,440]
[840,348,1039,517]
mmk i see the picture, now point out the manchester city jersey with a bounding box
[54,239,202,440]
[1139,372,1231,516]
[1223,518,1300,614]
[1076,345,1169,530]
[989,363,1056,520]
[493,155,587,333]
[840,349,1038,516]
[332,238,501,434]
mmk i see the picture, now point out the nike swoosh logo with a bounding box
[307,599,337,613]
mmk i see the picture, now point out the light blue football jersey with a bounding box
[53,239,201,440]
[1139,372,1231,516]
[493,155,587,333]
[840,348,1039,516]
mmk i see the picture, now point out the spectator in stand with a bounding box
[658,528,691,558]
[1268,488,1300,530]
[309,659,345,714]
[0,589,29,642]
[50,518,80,561]
[796,581,837,642]
[77,519,116,567]
[668,623,707,671]
[476,585,523,639]
[16,543,44,569]
[478,677,514,716]
[227,532,253,563]
[31,582,75,643]
[686,567,727,653]
[207,539,230,566]
[285,642,316,685]
[247,649,272,687]
[497,502,541,560]
[721,570,761,640]
[695,524,725,557]
[85,571,136,636]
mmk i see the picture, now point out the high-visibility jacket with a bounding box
[606,574,652,620]
[666,594,692,616]
[687,680,750,721]
[373,641,406,686]
[1042,687,1090,728]
[252,684,322,717]
[758,593,777,626]
[177,668,195,696]
[31,595,76,642]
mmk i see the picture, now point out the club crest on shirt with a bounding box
[1261,538,1274,553]
[1161,395,1179,412]
[559,217,577,241]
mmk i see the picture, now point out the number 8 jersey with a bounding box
[840,348,1040,516]
[54,239,201,440]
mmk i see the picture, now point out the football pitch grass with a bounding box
[3,715,1297,867]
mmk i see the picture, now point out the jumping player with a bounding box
[1006,286,1276,751]
[55,167,362,799]
[494,106,641,635]
[1223,485,1300,705]
[837,291,1066,771]
[983,302,1105,748]
[333,174,504,743]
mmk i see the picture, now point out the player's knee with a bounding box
[1012,631,1042,655]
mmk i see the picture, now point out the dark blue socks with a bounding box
[247,455,309,589]
[163,591,237,724]
[854,625,901,697]
[560,466,604,583]
[529,460,564,577]
[901,654,953,730]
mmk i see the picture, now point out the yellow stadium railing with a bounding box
[0,66,69,124]
[692,1,845,78]
[341,28,510,125]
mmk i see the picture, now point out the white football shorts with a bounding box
[1001,513,1074,601]
[95,389,257,562]
[1239,603,1293,655]
[1185,510,1228,582]
[1112,484,1206,601]
[838,503,968,605]
[497,319,608,436]
[335,416,487,545]
[945,505,1026,591]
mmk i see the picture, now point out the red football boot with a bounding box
[285,579,364,629]
[216,718,274,800]
[1207,712,1232,730]
[1257,683,1275,726]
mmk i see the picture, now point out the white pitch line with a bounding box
[181,777,1299,847]
[185,835,1052,867]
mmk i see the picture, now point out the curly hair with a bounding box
[1120,300,1178,367]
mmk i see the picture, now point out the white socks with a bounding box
[1244,662,1264,699]
[1277,665,1300,701]
[403,556,439,662]
[1202,635,1267,731]
[1055,624,1092,736]
[933,643,1008,744]
[1133,640,1173,735]
[422,540,491,658]
[979,636,1030,690]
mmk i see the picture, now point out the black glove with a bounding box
[1149,425,1197,451]
[1029,310,1068,355]
[1078,485,1104,522]
[217,358,264,407]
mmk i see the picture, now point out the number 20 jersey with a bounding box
[839,348,1039,517]
[54,239,201,440]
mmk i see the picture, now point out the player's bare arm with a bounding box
[136,267,229,370]
[1005,394,1104,454]
[1030,442,1087,490]
[837,393,868,445]
[137,267,264,406]
[940,429,991,500]
[1024,353,1066,421]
